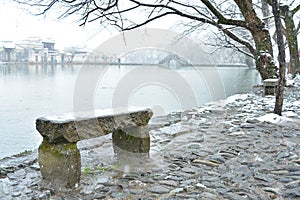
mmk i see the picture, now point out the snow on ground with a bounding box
[226,93,252,105]
[161,77,300,134]
[292,100,300,107]
[257,113,293,124]
[225,83,300,125]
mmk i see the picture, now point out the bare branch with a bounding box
[297,20,300,33]
[201,0,247,27]
[217,25,255,55]
[292,3,300,15]
[120,12,177,31]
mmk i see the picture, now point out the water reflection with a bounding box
[0,63,76,77]
[0,64,261,159]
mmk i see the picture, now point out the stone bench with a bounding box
[36,107,153,189]
[263,78,278,96]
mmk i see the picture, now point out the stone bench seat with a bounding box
[36,107,153,143]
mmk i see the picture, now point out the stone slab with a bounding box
[36,108,153,143]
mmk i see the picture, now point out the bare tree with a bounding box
[264,0,300,76]
[281,3,300,76]
[15,0,281,79]
[272,0,286,115]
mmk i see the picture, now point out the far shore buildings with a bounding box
[0,37,96,63]
[1,36,275,66]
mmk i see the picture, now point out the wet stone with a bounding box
[165,175,184,181]
[188,143,203,149]
[110,192,126,198]
[7,173,18,180]
[14,169,26,178]
[11,191,21,197]
[254,170,274,182]
[26,172,37,179]
[168,164,180,171]
[159,180,178,187]
[147,185,170,194]
[276,152,290,159]
[285,180,300,189]
[38,193,49,199]
[216,187,229,195]
[283,188,300,198]
[96,176,110,185]
[201,175,220,182]
[175,193,200,199]
[81,189,93,196]
[153,174,168,181]
[245,118,260,124]
[279,177,294,183]
[180,179,197,187]
[0,181,10,195]
[263,187,280,195]
[200,192,219,199]
[170,187,184,194]
[10,181,19,186]
[129,189,144,195]
[181,167,197,174]
[30,163,40,170]
[93,193,106,199]
[202,180,225,189]
[184,185,196,193]
[24,189,33,194]
[94,184,105,192]
[224,192,248,200]
[240,123,257,129]
[209,154,226,164]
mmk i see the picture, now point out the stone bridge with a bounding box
[158,54,189,66]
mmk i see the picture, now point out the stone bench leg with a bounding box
[112,125,150,156]
[38,140,81,190]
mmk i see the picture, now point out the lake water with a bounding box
[0,64,261,159]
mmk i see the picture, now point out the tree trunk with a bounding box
[252,29,278,80]
[234,0,278,80]
[272,0,286,116]
[282,6,300,76]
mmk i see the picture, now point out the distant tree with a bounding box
[15,0,285,79]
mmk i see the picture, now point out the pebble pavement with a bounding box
[0,83,300,199]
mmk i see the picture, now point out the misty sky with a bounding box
[0,1,177,51]
[0,1,299,52]
[0,1,115,50]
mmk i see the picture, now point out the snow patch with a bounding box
[226,94,252,104]
[159,123,184,135]
[43,106,150,122]
[257,113,292,124]
[292,100,300,107]
[282,111,298,118]
[229,131,246,136]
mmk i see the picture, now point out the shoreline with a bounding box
[1,61,251,68]
[1,83,300,199]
